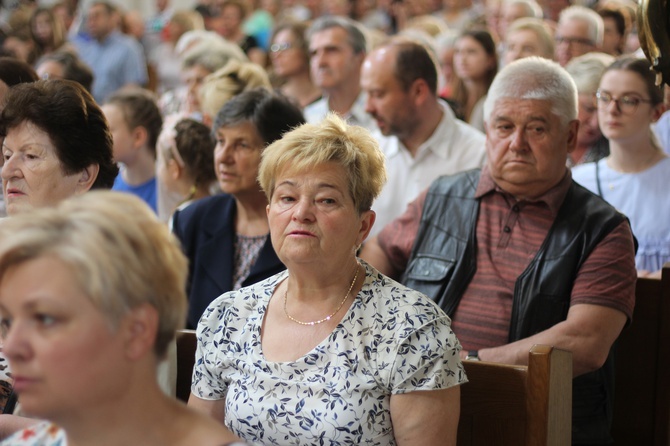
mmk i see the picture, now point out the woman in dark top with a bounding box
[171,88,304,328]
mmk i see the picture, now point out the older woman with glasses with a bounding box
[572,57,670,277]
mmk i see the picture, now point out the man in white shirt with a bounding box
[361,37,486,236]
[304,16,376,131]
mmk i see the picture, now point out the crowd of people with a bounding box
[0,0,666,444]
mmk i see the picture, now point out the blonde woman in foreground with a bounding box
[0,192,244,446]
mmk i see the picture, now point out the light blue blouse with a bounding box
[572,157,670,272]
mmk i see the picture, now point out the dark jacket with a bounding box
[172,194,285,328]
[403,169,629,445]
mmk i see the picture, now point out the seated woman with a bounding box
[0,79,119,216]
[0,57,39,219]
[269,21,321,109]
[188,114,467,445]
[197,59,271,126]
[502,17,555,65]
[171,89,305,329]
[35,51,94,93]
[0,192,243,445]
[572,57,670,277]
[564,52,614,167]
[0,79,119,427]
[452,28,498,131]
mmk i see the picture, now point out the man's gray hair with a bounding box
[558,5,604,47]
[307,16,368,54]
[484,57,578,126]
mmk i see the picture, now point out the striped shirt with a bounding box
[377,166,636,350]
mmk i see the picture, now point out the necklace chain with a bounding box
[283,263,360,326]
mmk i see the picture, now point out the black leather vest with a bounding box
[402,169,628,445]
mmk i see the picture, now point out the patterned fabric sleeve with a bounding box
[0,349,12,414]
[191,292,236,400]
[390,314,467,394]
[0,422,66,445]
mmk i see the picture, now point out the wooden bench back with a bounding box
[612,265,670,445]
[175,329,197,403]
[458,344,573,446]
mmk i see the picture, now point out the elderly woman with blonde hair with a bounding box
[565,52,615,166]
[198,59,272,126]
[0,192,243,445]
[502,17,555,65]
[188,114,467,445]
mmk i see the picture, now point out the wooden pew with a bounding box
[175,329,197,403]
[458,344,573,446]
[612,265,670,446]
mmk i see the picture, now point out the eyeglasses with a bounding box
[270,42,293,53]
[595,90,653,114]
[555,36,595,47]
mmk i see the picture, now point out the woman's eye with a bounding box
[35,314,56,327]
[0,318,11,338]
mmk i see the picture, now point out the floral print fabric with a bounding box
[193,261,467,445]
[1,422,66,445]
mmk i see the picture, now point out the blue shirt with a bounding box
[112,173,157,213]
[73,31,148,103]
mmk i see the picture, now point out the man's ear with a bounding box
[411,78,431,105]
[75,164,100,194]
[121,303,159,361]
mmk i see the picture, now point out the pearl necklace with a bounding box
[283,263,360,326]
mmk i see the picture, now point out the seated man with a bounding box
[361,56,637,446]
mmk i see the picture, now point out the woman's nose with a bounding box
[293,198,315,221]
[1,155,21,180]
[2,320,30,362]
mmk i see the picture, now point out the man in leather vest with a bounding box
[361,57,637,446]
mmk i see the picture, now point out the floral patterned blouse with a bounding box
[193,261,467,445]
[1,422,66,445]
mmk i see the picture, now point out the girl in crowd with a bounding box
[29,7,71,63]
[156,117,217,222]
[572,57,670,277]
[452,28,498,131]
[269,21,321,109]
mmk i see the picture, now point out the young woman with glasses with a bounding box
[572,57,669,277]
[268,21,321,109]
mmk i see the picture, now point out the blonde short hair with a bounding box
[506,17,555,60]
[258,114,387,214]
[198,59,271,121]
[0,192,187,358]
